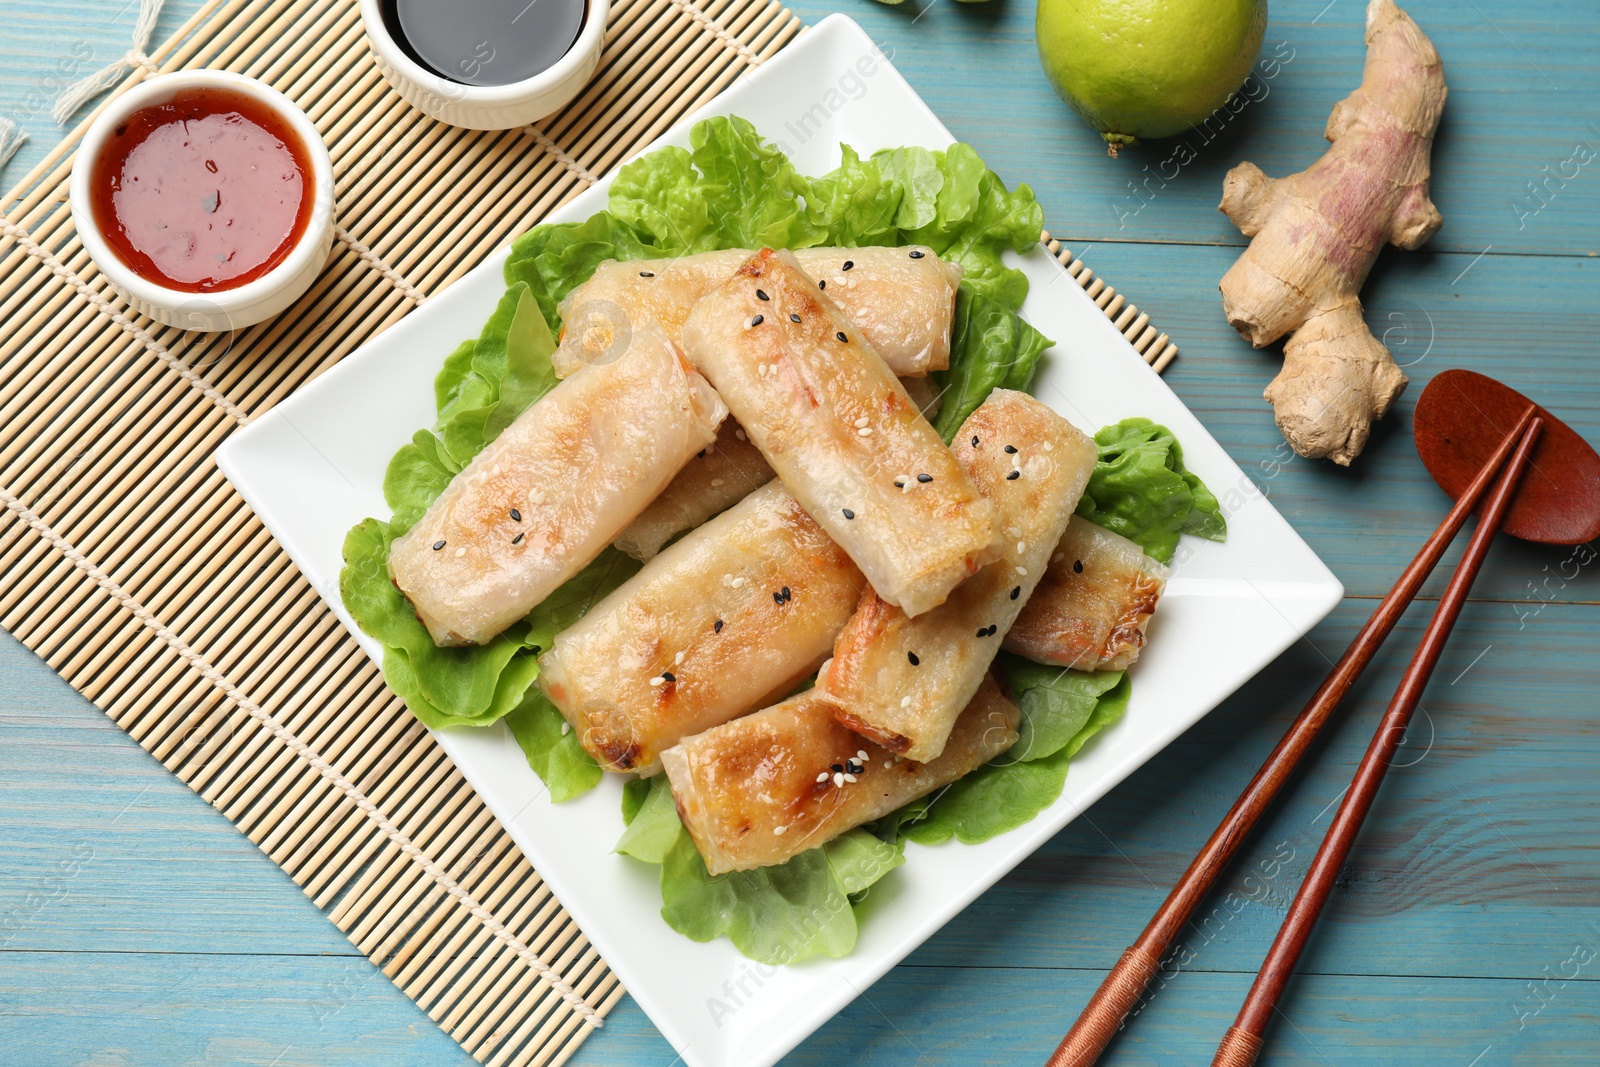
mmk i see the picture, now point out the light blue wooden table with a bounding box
[3,1,1597,1064]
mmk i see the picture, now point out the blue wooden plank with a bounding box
[780,0,1600,257]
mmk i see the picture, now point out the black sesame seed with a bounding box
[971,436,980,447]
[756,288,770,301]
[975,627,987,638]
[782,586,791,600]
[893,480,906,489]
[1004,444,1018,454]
[819,279,826,290]
[1073,559,1084,574]
[432,540,446,551]
[831,763,844,773]
[907,651,920,666]
[909,249,925,259]
[714,619,724,633]
[750,314,764,326]
[790,313,802,323]
[836,331,848,343]
[774,591,784,604]
[510,508,522,522]
[639,270,655,277]
[1007,470,1021,481]
[842,260,855,271]
[842,508,855,520]
[917,473,932,483]
[1010,586,1021,600]
[512,532,525,545]
[661,671,675,683]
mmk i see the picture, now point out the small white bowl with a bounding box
[70,71,336,334]
[358,0,610,130]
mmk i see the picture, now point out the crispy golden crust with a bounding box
[820,391,1096,761]
[538,482,864,775]
[681,248,999,617]
[661,675,1020,874]
[1003,516,1170,670]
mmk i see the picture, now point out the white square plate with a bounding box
[218,15,1342,1067]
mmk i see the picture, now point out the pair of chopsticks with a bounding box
[1047,407,1544,1067]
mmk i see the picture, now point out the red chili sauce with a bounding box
[90,86,314,293]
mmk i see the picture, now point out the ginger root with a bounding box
[1219,0,1446,465]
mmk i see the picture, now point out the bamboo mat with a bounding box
[0,1,1177,1063]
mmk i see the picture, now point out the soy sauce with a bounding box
[90,86,313,293]
[383,0,586,87]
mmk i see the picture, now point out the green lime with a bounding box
[1036,0,1268,154]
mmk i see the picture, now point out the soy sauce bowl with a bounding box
[359,0,611,130]
[69,71,335,334]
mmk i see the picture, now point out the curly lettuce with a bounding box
[1076,418,1227,563]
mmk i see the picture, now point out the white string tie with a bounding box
[53,0,166,125]
[0,117,26,170]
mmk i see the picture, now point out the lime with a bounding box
[1036,0,1268,154]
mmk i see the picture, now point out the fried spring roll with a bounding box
[613,420,774,562]
[681,248,999,617]
[389,326,726,646]
[820,391,1096,761]
[1003,516,1170,671]
[554,246,961,378]
[661,675,1020,874]
[538,481,863,775]
[613,376,942,563]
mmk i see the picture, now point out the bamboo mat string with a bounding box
[335,224,429,304]
[524,126,600,185]
[666,0,765,66]
[0,118,25,170]
[0,216,251,423]
[0,477,607,1027]
[54,0,167,124]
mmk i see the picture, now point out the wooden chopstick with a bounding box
[1211,414,1547,1065]
[1045,405,1539,1067]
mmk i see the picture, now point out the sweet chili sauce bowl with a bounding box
[69,70,336,334]
[358,0,611,130]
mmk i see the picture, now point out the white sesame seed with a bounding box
[854,416,869,429]
[773,825,788,835]
[857,750,870,761]
[1007,526,1021,538]
[649,676,666,687]
[1044,442,1054,451]
[1015,565,1028,576]
[833,772,845,787]
[901,695,912,708]
[711,478,725,487]
[527,488,545,504]
[454,547,466,558]
[816,772,829,783]
[884,761,893,769]
[1053,553,1066,564]
[857,427,873,437]
[675,651,685,665]
[560,721,571,735]
[1016,540,1026,554]
[735,428,747,441]
[732,576,746,589]
[843,773,857,783]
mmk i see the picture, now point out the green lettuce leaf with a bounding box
[931,291,1054,442]
[898,665,1131,846]
[618,775,905,964]
[504,688,602,802]
[503,212,660,335]
[1076,418,1227,563]
[691,115,828,251]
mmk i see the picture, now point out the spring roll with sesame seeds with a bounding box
[819,391,1096,763]
[554,246,961,379]
[681,248,1000,618]
[613,419,774,562]
[661,675,1019,875]
[613,370,941,563]
[538,481,864,775]
[1003,516,1170,671]
[388,325,726,647]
